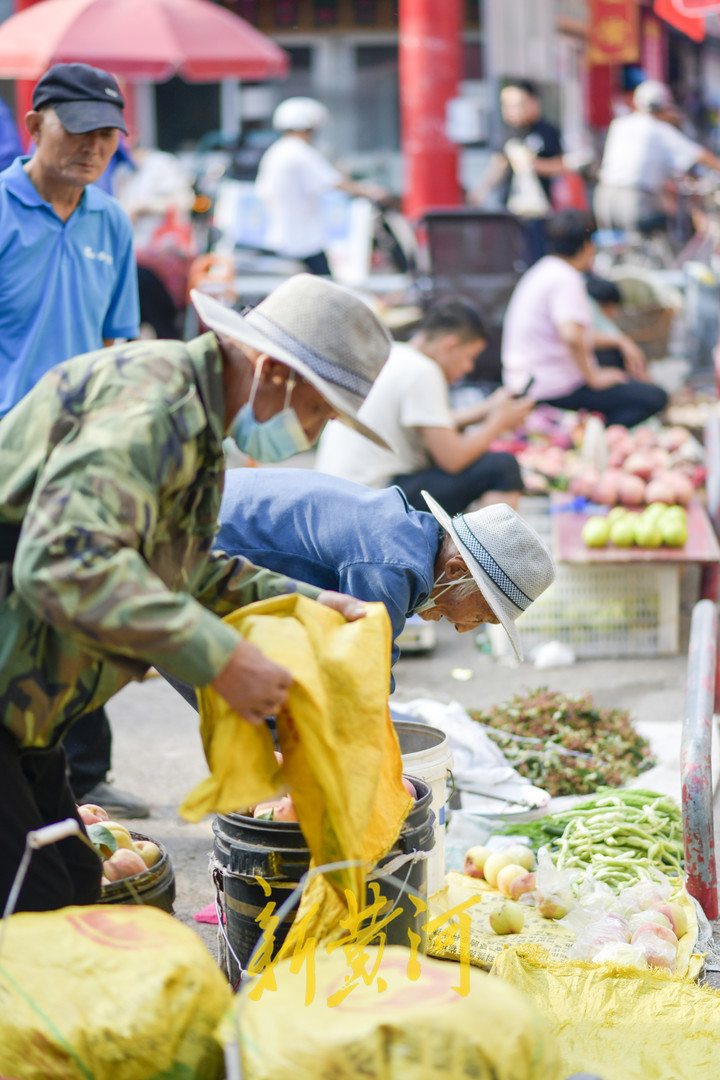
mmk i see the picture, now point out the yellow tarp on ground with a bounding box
[490,945,720,1080]
[427,871,702,978]
[224,945,562,1080]
[180,595,412,944]
[0,905,231,1080]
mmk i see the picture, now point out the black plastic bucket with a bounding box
[98,830,176,913]
[213,776,434,982]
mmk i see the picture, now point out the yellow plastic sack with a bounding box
[491,945,720,1080]
[428,871,702,978]
[0,905,231,1080]
[225,945,562,1080]
[180,595,412,943]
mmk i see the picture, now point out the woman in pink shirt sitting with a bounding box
[501,210,667,427]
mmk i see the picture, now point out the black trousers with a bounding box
[63,706,112,799]
[540,379,668,429]
[393,452,523,516]
[0,725,102,913]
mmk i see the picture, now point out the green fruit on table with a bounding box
[581,516,611,548]
[634,517,663,548]
[607,506,628,525]
[644,502,669,524]
[610,517,636,547]
[659,516,688,547]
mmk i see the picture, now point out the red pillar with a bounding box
[398,0,462,220]
[13,0,44,143]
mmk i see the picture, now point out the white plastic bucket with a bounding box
[393,720,453,895]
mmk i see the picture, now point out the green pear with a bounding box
[610,517,636,547]
[634,517,663,548]
[581,516,611,548]
[607,506,628,525]
[659,515,688,548]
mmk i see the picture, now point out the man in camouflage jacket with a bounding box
[0,274,391,912]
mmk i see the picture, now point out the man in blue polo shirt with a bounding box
[0,63,141,817]
[0,63,139,417]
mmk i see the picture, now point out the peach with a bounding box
[463,845,492,879]
[133,840,161,868]
[496,864,530,898]
[483,851,517,889]
[102,821,134,849]
[489,902,525,935]
[103,848,147,881]
[538,899,568,920]
[654,902,687,938]
[402,777,418,799]
[273,795,298,822]
[505,845,535,872]
[509,871,537,901]
[77,803,109,825]
[253,801,282,819]
[631,923,678,948]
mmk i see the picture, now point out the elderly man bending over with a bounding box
[209,469,555,684]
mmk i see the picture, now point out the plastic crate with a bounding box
[517,562,680,658]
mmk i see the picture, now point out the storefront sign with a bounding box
[589,0,640,64]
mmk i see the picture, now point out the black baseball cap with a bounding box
[32,63,127,135]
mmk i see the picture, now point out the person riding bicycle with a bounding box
[594,80,720,233]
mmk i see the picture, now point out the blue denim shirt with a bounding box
[215,468,441,683]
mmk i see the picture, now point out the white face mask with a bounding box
[415,572,475,613]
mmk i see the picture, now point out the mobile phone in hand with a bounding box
[512,375,535,399]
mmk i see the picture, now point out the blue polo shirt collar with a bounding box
[4,156,104,213]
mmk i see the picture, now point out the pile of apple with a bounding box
[582,503,688,549]
[79,803,162,883]
[568,425,700,508]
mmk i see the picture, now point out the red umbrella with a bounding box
[0,0,289,81]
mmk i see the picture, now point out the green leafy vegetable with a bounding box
[470,688,655,797]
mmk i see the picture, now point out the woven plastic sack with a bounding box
[491,945,720,1080]
[180,595,412,945]
[227,945,561,1080]
[0,905,231,1080]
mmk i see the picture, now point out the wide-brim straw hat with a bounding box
[421,492,556,661]
[190,275,392,448]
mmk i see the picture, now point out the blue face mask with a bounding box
[229,358,311,463]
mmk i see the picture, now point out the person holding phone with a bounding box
[501,210,667,427]
[316,298,534,514]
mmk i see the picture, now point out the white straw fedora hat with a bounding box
[190,276,392,449]
[421,491,556,661]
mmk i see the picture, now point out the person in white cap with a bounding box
[0,273,391,914]
[594,80,720,231]
[256,96,387,275]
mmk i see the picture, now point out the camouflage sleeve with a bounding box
[12,409,250,687]
[192,548,322,616]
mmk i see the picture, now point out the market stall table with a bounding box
[551,494,720,603]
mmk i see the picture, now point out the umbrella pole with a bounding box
[13,0,43,142]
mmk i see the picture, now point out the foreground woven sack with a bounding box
[491,945,720,1080]
[0,905,231,1080]
[226,944,561,1080]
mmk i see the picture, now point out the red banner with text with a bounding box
[589,0,640,64]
